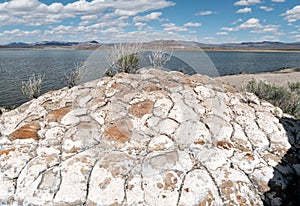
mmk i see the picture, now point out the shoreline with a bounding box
[218,67,300,90]
[1,46,300,53]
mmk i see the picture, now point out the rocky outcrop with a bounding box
[0,68,299,206]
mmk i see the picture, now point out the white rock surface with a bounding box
[0,68,299,206]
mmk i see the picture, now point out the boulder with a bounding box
[0,68,299,206]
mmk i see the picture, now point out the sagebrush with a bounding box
[245,79,300,119]
[66,63,84,88]
[21,74,44,99]
[106,43,143,76]
[148,42,173,68]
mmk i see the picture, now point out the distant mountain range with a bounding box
[2,40,100,47]
[196,41,300,50]
[1,40,300,50]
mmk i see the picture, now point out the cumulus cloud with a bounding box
[0,29,40,36]
[0,0,175,26]
[134,22,147,30]
[232,18,243,25]
[272,0,285,2]
[238,18,262,29]
[195,10,215,16]
[216,32,228,35]
[0,0,177,43]
[221,27,239,32]
[282,5,300,23]
[133,12,162,22]
[0,29,40,43]
[236,7,252,13]
[220,18,281,37]
[162,23,188,32]
[184,22,201,27]
[250,25,279,33]
[260,6,274,12]
[234,0,261,6]
[162,21,201,32]
[294,34,300,41]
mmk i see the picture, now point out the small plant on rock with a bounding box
[106,43,143,76]
[245,79,300,119]
[148,42,173,68]
[21,74,44,100]
[66,63,84,88]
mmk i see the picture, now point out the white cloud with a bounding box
[195,10,215,16]
[232,18,243,25]
[294,34,300,41]
[184,22,201,27]
[134,22,147,30]
[162,23,188,32]
[221,18,278,34]
[216,32,228,35]
[81,15,99,21]
[0,29,40,39]
[133,12,162,22]
[200,37,216,43]
[236,7,252,13]
[221,27,239,32]
[238,18,262,29]
[0,0,175,26]
[162,21,201,32]
[258,35,280,41]
[272,0,285,2]
[260,6,274,12]
[250,25,279,33]
[282,5,300,23]
[234,0,261,6]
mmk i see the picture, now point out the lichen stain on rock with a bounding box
[99,178,111,189]
[0,148,15,157]
[220,180,234,200]
[128,100,154,118]
[104,119,133,143]
[217,141,233,150]
[198,190,215,206]
[157,182,164,189]
[194,140,206,145]
[140,83,162,92]
[9,122,41,141]
[164,172,178,191]
[46,107,71,122]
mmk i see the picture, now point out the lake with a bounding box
[1,49,300,107]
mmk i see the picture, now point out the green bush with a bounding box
[288,82,300,93]
[21,74,44,100]
[245,79,300,119]
[106,43,142,77]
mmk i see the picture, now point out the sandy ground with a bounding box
[217,67,300,90]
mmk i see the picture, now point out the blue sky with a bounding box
[0,0,299,44]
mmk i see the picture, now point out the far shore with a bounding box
[1,45,300,52]
[218,67,300,90]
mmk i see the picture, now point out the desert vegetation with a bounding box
[106,43,143,76]
[245,79,300,118]
[105,42,173,77]
[148,42,173,68]
[21,74,44,100]
[66,63,85,88]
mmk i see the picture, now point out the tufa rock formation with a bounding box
[0,68,299,206]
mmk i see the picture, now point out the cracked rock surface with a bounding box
[0,68,299,206]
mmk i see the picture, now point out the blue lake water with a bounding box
[1,49,300,107]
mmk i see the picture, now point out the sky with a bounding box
[0,0,299,44]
